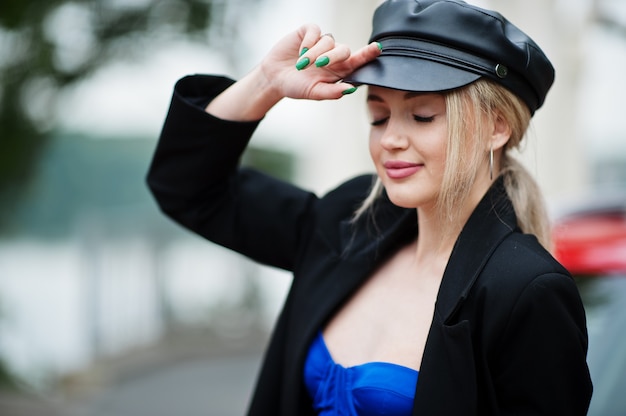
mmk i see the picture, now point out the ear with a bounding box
[490,111,512,151]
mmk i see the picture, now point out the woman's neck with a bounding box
[413,178,491,265]
[414,206,460,267]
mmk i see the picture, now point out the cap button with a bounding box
[495,64,508,79]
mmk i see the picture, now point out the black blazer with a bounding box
[147,75,592,415]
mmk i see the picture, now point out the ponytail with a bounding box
[501,157,551,249]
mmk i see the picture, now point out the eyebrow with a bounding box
[403,92,423,100]
[366,94,384,103]
[366,92,428,102]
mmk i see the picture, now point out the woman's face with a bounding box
[367,86,448,210]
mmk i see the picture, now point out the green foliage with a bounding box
[0,0,258,232]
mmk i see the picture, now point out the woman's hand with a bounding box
[259,24,382,101]
[206,24,381,121]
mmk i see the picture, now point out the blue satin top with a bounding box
[303,332,419,415]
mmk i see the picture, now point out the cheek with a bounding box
[368,132,380,162]
[420,135,448,176]
[434,142,448,164]
[429,126,449,160]
[433,146,448,175]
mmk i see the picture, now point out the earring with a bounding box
[489,146,494,181]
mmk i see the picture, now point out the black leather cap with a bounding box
[345,0,555,114]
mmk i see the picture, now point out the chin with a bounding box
[385,191,426,209]
[383,180,440,209]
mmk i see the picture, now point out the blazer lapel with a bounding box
[436,177,517,324]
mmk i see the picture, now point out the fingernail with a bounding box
[342,87,357,95]
[299,47,309,57]
[315,56,330,67]
[376,42,383,51]
[296,57,310,71]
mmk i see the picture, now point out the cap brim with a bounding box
[344,55,481,93]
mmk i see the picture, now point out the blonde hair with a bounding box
[354,79,551,249]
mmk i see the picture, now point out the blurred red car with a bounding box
[552,199,626,416]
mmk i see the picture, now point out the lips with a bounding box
[383,160,422,179]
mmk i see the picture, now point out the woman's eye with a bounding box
[414,115,435,123]
[371,117,389,126]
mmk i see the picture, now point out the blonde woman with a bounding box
[147,0,592,414]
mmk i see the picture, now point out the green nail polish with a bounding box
[342,87,357,95]
[315,56,330,67]
[299,47,309,57]
[296,57,310,71]
[376,42,383,51]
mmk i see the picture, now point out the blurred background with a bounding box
[0,0,625,415]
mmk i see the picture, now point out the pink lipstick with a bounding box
[383,161,422,179]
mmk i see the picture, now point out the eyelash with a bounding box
[414,115,435,123]
[370,115,435,126]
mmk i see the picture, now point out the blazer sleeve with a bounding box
[494,272,593,415]
[146,75,319,270]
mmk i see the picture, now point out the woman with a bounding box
[147,0,592,414]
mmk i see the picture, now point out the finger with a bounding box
[297,24,322,57]
[345,41,382,71]
[311,43,350,68]
[296,31,338,70]
[310,41,380,76]
[308,81,359,101]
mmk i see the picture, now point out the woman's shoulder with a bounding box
[481,231,574,294]
[470,232,584,333]
[502,232,569,275]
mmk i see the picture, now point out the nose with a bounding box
[379,121,410,150]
